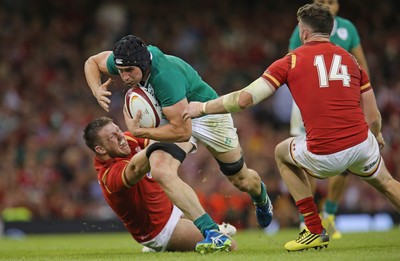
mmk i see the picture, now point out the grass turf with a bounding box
[0,228,399,260]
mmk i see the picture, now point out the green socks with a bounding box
[299,213,305,223]
[323,199,339,215]
[194,213,219,237]
[251,182,267,206]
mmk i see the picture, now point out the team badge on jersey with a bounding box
[337,28,349,41]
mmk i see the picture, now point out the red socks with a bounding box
[296,197,323,234]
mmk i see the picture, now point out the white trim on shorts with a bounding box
[191,114,239,153]
[289,130,383,180]
[141,205,183,252]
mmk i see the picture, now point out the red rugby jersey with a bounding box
[263,41,371,154]
[94,132,173,242]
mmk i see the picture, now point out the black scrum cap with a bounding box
[113,35,151,74]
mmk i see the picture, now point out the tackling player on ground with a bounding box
[83,112,237,253]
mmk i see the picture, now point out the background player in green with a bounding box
[288,0,370,239]
[84,35,273,253]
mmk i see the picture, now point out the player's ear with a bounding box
[95,145,106,155]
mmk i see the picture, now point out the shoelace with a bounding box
[296,229,310,240]
[210,232,226,246]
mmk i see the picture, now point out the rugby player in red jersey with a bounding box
[183,3,400,252]
[83,111,236,252]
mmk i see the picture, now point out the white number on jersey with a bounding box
[314,54,350,88]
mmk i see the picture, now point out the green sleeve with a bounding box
[347,21,361,50]
[106,53,119,75]
[288,26,301,51]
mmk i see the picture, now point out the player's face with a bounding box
[116,66,143,86]
[314,0,339,16]
[96,123,131,158]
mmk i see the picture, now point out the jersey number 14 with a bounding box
[314,54,350,88]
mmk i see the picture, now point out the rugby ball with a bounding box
[124,87,162,128]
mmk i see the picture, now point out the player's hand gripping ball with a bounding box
[124,87,162,128]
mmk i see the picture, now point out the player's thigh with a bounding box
[166,218,203,252]
[363,160,393,192]
[208,142,242,162]
[149,141,193,173]
[148,151,182,182]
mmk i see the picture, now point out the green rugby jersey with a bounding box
[289,16,361,52]
[107,46,218,108]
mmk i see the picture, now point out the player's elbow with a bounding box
[365,110,382,135]
[85,55,95,66]
[238,91,254,109]
[84,56,97,73]
[367,117,382,137]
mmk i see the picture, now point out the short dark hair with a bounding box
[297,3,333,35]
[83,117,113,152]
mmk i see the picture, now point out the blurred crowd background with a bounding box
[0,0,399,230]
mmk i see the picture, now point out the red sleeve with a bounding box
[100,133,149,193]
[262,54,292,89]
[101,160,130,193]
[360,67,372,93]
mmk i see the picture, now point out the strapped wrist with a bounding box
[200,102,208,115]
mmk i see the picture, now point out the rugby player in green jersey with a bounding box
[84,35,273,254]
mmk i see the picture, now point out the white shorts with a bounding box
[191,114,239,153]
[141,205,183,252]
[289,130,382,180]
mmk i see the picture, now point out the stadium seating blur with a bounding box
[0,0,399,231]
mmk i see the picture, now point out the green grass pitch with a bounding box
[0,228,399,260]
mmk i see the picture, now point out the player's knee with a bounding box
[215,155,244,176]
[146,142,185,181]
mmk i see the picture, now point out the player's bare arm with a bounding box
[122,149,151,186]
[84,51,113,112]
[130,99,192,142]
[360,89,385,148]
[183,77,275,120]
